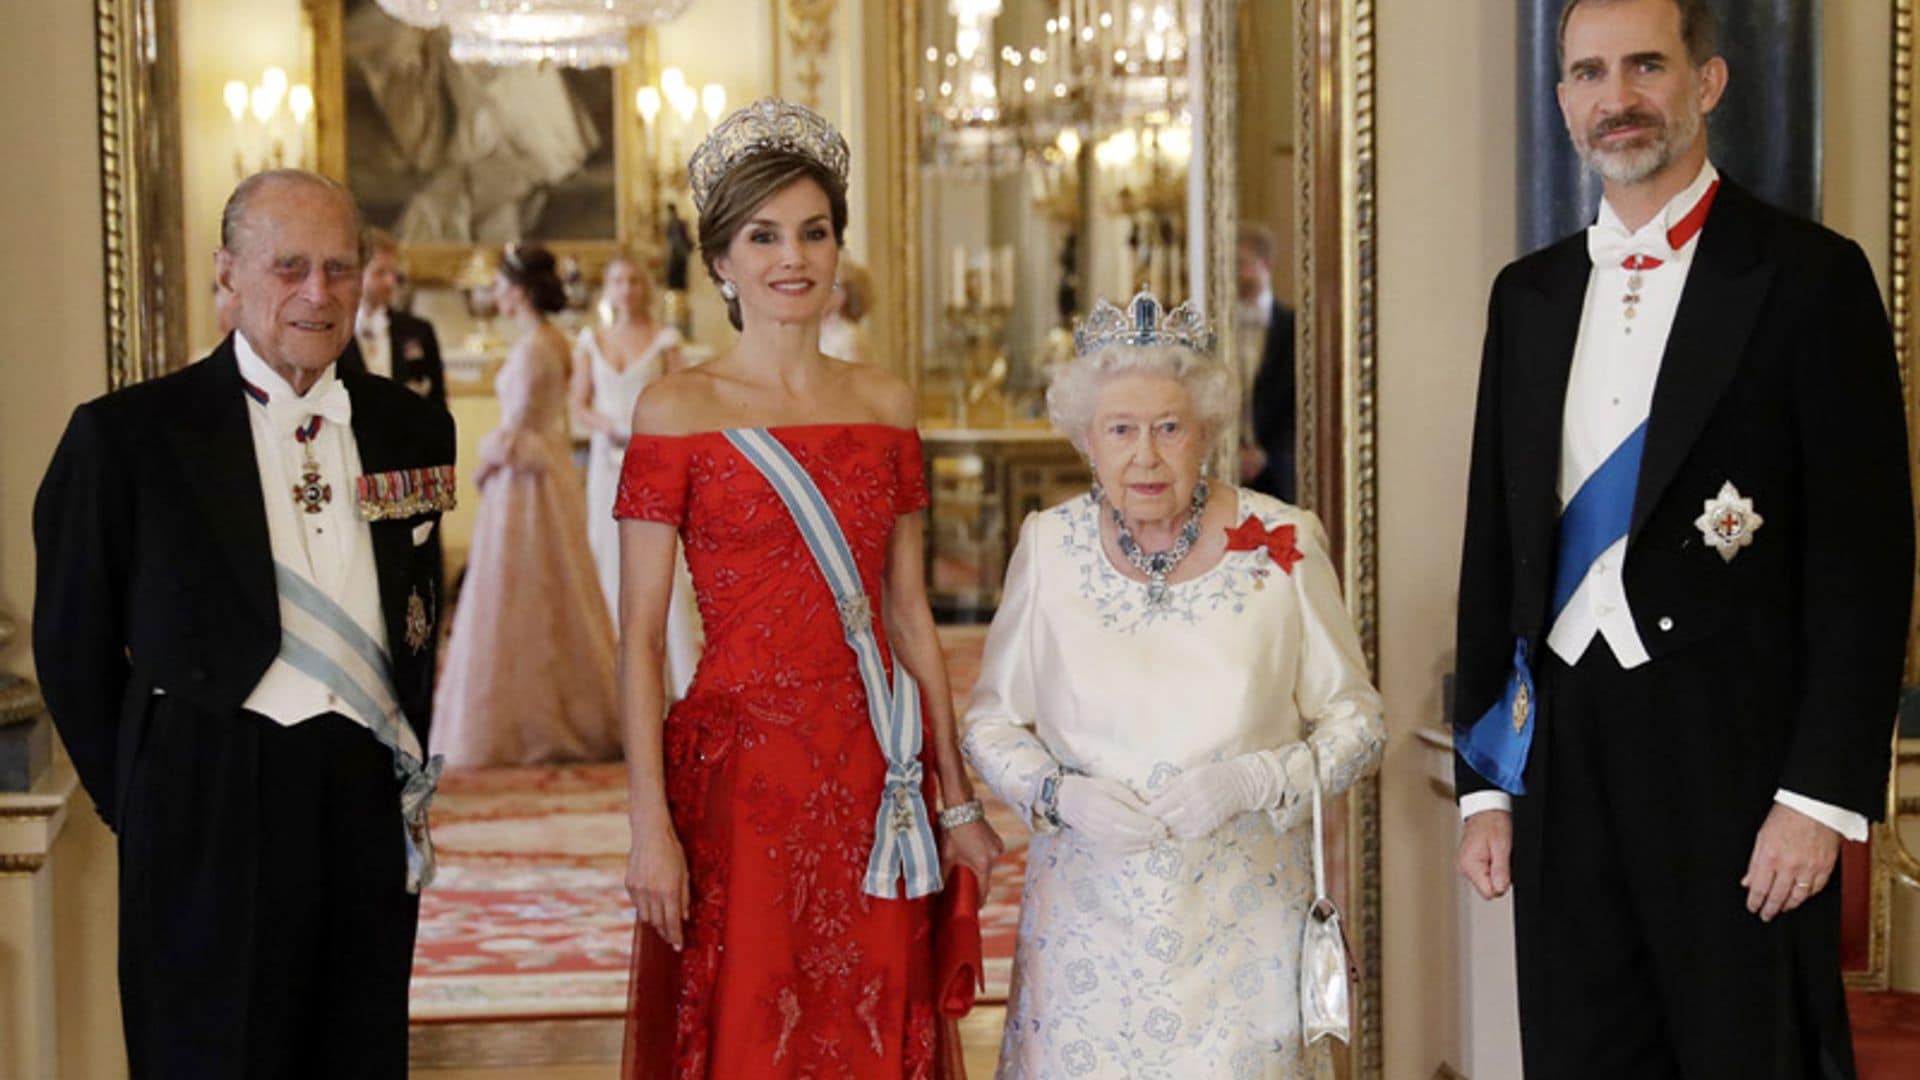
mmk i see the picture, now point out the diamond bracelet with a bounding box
[937,799,985,830]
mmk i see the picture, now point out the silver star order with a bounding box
[1694,481,1763,563]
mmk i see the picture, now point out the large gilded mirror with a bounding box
[886,0,1383,1071]
[97,0,1381,1070]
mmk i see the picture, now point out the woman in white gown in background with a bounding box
[963,292,1384,1079]
[570,253,702,699]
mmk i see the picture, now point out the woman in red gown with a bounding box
[612,99,1002,1079]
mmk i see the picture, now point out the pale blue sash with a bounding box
[722,428,942,900]
[274,563,443,893]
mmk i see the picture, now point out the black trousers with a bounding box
[117,704,418,1080]
[1509,641,1855,1080]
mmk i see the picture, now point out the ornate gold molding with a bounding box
[95,0,188,387]
[0,681,42,728]
[780,0,838,111]
[0,853,47,877]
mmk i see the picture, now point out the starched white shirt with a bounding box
[233,332,388,731]
[356,304,393,380]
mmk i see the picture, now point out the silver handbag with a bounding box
[1300,746,1352,1046]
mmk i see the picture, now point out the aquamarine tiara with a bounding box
[687,98,851,215]
[1072,291,1217,357]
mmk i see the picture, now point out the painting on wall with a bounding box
[309,0,643,281]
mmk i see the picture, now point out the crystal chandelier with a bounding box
[375,0,696,67]
[919,1,1026,175]
[917,1,1192,174]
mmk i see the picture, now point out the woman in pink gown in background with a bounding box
[431,243,620,767]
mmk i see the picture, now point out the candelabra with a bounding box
[939,256,1016,427]
[221,67,314,179]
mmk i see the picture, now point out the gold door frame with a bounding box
[1865,0,1920,994]
[96,0,188,386]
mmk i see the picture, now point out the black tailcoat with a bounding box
[1450,180,1913,1076]
[32,336,454,1076]
[1248,301,1297,502]
[340,307,448,409]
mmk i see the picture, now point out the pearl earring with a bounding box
[719,280,739,301]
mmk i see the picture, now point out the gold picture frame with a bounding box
[305,0,652,285]
[96,0,188,387]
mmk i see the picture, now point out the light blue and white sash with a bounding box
[723,428,942,901]
[1457,421,1647,796]
[274,562,443,893]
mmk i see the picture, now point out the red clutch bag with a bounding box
[934,865,984,1018]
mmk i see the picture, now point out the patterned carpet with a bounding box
[410,626,1025,1023]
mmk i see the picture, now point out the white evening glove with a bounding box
[1056,776,1167,852]
[1145,747,1305,840]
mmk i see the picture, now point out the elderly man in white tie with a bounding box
[1450,1,1911,1077]
[33,169,456,1079]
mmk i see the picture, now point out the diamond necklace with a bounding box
[1109,478,1209,607]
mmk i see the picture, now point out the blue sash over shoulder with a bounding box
[723,428,943,900]
[1457,421,1647,795]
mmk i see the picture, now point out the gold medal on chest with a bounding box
[1511,681,1531,733]
[292,416,331,514]
[404,589,432,654]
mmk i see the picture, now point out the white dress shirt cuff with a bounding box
[1774,789,1869,843]
[1459,790,1513,820]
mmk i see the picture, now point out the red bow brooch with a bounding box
[1225,515,1303,574]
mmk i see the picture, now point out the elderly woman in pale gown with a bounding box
[570,253,702,699]
[962,292,1384,1079]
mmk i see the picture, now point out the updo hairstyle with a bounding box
[696,149,849,331]
[500,243,568,315]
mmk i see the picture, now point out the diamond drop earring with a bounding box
[719,280,739,301]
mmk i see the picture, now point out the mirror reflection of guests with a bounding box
[571,252,701,699]
[34,170,453,1078]
[818,259,874,364]
[962,292,1384,1078]
[340,228,447,407]
[431,244,620,767]
[1235,223,1297,502]
[613,99,1002,1079]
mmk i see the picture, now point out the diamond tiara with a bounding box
[687,98,851,216]
[1072,291,1217,357]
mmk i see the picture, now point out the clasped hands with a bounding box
[1054,747,1305,853]
[1456,802,1841,923]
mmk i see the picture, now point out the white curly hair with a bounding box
[1044,341,1239,457]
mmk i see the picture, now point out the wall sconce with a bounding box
[222,66,314,178]
[635,66,728,199]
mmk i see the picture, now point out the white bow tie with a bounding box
[269,378,353,436]
[1587,223,1676,270]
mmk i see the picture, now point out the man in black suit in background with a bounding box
[1234,222,1297,502]
[341,225,448,408]
[1452,1,1912,1076]
[33,170,455,1079]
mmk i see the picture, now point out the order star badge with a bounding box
[1694,481,1763,563]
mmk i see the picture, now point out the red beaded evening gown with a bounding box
[614,424,955,1080]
